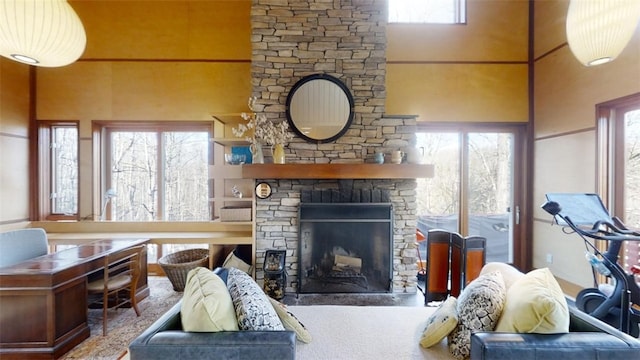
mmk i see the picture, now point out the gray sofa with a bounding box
[0,228,48,268]
[131,266,639,360]
[128,300,295,360]
[471,303,640,359]
[128,267,295,360]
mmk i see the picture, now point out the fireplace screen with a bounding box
[298,203,393,293]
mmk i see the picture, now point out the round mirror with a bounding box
[286,74,354,143]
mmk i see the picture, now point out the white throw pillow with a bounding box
[419,296,458,348]
[269,297,312,343]
[180,267,239,332]
[227,267,284,331]
[479,262,525,290]
[223,250,253,274]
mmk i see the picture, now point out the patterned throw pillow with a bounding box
[448,271,506,359]
[419,296,458,348]
[227,267,284,331]
[269,297,312,343]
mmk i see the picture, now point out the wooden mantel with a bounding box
[241,163,434,179]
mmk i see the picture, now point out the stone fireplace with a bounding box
[250,0,420,294]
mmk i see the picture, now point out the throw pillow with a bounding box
[269,297,312,343]
[227,267,284,331]
[479,262,525,290]
[223,250,253,274]
[495,267,569,333]
[448,271,506,359]
[180,267,239,332]
[419,296,458,348]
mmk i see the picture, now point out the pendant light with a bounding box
[566,0,640,66]
[0,0,86,67]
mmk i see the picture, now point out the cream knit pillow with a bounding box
[181,267,239,332]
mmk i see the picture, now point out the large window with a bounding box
[101,123,212,221]
[388,0,466,24]
[598,93,640,281]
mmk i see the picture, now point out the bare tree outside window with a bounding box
[108,130,209,221]
[416,130,516,263]
[52,126,78,215]
[623,110,640,272]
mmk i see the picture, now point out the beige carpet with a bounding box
[60,276,182,360]
[62,277,453,360]
[289,305,453,360]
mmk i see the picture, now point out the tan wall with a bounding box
[386,0,529,122]
[0,59,31,224]
[532,0,640,287]
[39,0,252,124]
[33,0,252,219]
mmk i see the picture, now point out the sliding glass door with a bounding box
[416,125,524,263]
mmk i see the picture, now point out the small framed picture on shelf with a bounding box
[255,182,272,199]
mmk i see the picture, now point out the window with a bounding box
[415,123,526,265]
[388,0,466,24]
[100,123,212,221]
[597,93,640,281]
[38,122,79,220]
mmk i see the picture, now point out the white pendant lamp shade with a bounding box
[0,0,86,67]
[566,0,640,66]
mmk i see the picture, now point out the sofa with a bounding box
[0,228,48,268]
[128,267,296,360]
[130,265,640,360]
[471,304,640,359]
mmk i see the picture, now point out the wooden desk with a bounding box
[0,238,150,360]
[46,232,254,272]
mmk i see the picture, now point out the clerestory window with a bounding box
[388,0,466,24]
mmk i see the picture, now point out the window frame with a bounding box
[38,121,79,221]
[596,92,640,282]
[388,0,467,25]
[415,121,529,268]
[93,121,214,222]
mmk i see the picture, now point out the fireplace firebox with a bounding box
[298,203,393,293]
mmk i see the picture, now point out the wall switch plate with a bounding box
[546,253,553,263]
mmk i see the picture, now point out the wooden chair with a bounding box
[87,245,146,336]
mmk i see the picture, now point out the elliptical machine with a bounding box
[541,193,640,337]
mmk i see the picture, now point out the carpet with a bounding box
[60,276,182,360]
[289,305,453,360]
[61,277,453,360]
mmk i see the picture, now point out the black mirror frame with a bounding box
[285,73,355,144]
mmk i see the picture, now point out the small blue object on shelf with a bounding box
[232,146,252,164]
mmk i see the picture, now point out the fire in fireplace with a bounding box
[298,203,393,293]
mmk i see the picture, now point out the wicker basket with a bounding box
[158,248,210,292]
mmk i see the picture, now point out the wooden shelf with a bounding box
[212,113,245,125]
[211,137,250,146]
[241,163,434,179]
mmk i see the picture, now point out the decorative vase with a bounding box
[250,142,264,164]
[272,143,285,164]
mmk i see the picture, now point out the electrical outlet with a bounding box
[546,253,553,263]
